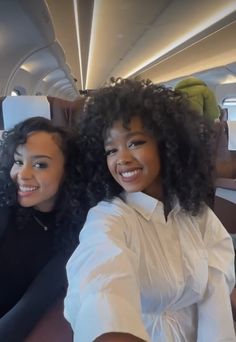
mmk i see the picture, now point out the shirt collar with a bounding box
[120,191,181,221]
[120,191,161,221]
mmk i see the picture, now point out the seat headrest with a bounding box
[2,96,50,130]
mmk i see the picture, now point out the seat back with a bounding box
[1,96,50,130]
[213,118,236,234]
[0,95,86,130]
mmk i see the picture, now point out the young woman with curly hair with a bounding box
[0,117,88,341]
[64,79,235,342]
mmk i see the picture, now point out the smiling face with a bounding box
[10,131,65,212]
[104,116,163,200]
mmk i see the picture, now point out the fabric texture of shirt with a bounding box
[64,191,236,342]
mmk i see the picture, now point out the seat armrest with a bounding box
[215,178,236,191]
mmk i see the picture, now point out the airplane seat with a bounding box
[47,96,85,127]
[0,96,5,130]
[0,96,51,131]
[69,97,86,125]
[213,114,236,321]
[0,95,85,131]
[213,118,236,235]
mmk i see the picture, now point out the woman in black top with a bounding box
[0,117,88,341]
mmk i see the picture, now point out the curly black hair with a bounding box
[77,78,215,216]
[0,117,89,254]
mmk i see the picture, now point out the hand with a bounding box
[94,332,146,342]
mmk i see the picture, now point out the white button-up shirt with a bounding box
[64,192,236,342]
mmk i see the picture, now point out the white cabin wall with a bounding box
[215,83,236,120]
[9,69,35,96]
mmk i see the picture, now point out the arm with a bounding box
[0,253,68,342]
[197,209,235,341]
[230,287,236,321]
[95,332,146,342]
[64,201,149,342]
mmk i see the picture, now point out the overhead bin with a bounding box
[0,0,79,100]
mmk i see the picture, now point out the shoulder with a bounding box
[87,197,133,220]
[0,205,12,218]
[192,205,231,243]
[80,197,136,241]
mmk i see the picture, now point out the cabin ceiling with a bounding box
[1,0,236,100]
[45,0,236,92]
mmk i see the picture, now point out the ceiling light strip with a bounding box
[85,0,97,90]
[73,0,84,90]
[124,4,236,79]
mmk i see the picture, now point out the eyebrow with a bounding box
[105,131,146,144]
[14,151,52,160]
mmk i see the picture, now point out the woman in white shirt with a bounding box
[64,78,235,342]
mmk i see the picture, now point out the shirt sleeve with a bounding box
[197,208,236,341]
[64,201,150,342]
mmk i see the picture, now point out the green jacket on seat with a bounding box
[175,77,220,121]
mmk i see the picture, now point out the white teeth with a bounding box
[19,186,38,192]
[121,170,139,178]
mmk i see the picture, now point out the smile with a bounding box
[119,169,142,182]
[18,185,39,192]
[121,169,140,178]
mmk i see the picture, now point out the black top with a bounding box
[0,207,69,341]
[0,209,55,316]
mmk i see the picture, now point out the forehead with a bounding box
[105,116,144,138]
[16,131,62,155]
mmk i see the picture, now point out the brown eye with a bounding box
[14,160,23,166]
[33,162,48,169]
[128,140,146,148]
[105,148,117,156]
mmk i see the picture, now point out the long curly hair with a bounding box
[0,117,89,254]
[77,78,215,216]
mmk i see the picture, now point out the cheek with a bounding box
[10,166,17,181]
[106,158,117,177]
[106,158,112,173]
[47,169,65,190]
[152,156,161,174]
[142,151,160,172]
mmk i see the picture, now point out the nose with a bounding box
[117,158,131,165]
[116,149,132,165]
[17,165,33,180]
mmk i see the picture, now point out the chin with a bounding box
[18,199,36,207]
[19,203,34,208]
[123,187,143,193]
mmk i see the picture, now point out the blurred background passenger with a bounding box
[175,76,220,122]
[0,117,88,341]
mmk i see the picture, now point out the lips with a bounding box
[18,184,39,197]
[119,168,141,182]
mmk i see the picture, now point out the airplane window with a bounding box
[223,98,236,121]
[11,89,21,96]
[222,98,236,106]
